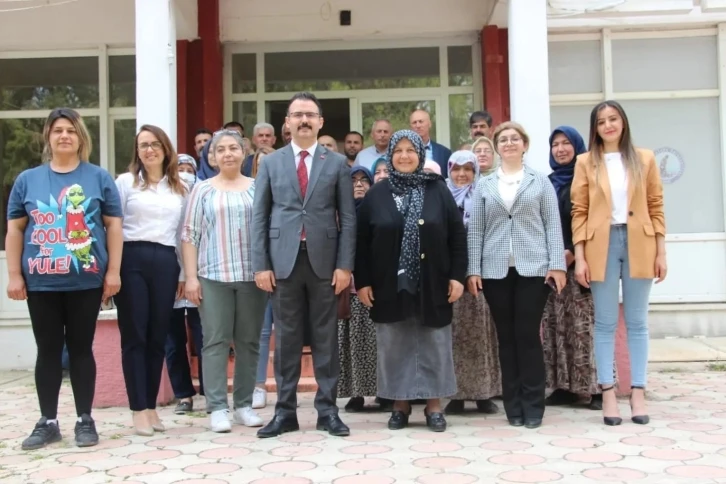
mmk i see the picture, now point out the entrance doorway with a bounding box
[266,98,350,150]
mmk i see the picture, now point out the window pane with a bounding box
[448,46,473,87]
[0,117,100,249]
[548,41,602,95]
[231,54,257,94]
[231,101,257,140]
[361,100,436,140]
[265,48,440,92]
[109,55,136,107]
[450,94,474,149]
[613,36,718,92]
[549,104,592,144]
[113,119,137,176]
[0,57,99,110]
[619,98,723,233]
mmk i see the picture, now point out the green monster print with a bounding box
[58,184,98,273]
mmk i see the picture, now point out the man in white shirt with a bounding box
[354,119,392,171]
[410,109,452,178]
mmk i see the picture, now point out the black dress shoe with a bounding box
[444,400,465,415]
[377,398,394,412]
[475,399,499,414]
[524,418,542,429]
[388,410,410,430]
[424,410,447,432]
[589,394,603,411]
[316,414,350,437]
[508,417,524,427]
[344,397,365,413]
[630,386,650,425]
[257,415,300,438]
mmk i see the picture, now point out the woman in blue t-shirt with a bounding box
[6,108,124,450]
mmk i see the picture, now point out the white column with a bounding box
[135,0,177,147]
[508,0,551,173]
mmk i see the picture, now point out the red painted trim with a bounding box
[498,28,511,122]
[176,40,189,155]
[481,25,505,127]
[198,0,223,131]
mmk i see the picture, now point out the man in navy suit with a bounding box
[410,109,452,178]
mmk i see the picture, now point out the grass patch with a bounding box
[187,411,207,419]
[0,442,7,449]
[109,434,123,440]
[707,362,726,372]
[30,454,45,461]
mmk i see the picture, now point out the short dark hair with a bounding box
[288,92,323,116]
[195,128,212,137]
[223,121,245,132]
[345,131,364,142]
[469,110,493,127]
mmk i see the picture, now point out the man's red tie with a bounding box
[298,150,309,240]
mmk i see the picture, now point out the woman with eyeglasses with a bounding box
[472,136,497,177]
[467,122,566,429]
[115,125,188,436]
[572,101,666,426]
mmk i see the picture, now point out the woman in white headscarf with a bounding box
[445,150,502,415]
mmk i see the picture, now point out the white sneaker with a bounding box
[233,407,264,427]
[252,388,267,409]
[210,409,231,433]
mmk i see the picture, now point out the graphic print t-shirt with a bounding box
[7,163,123,292]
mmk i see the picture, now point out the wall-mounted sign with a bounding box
[654,147,685,184]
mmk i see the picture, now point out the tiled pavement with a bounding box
[0,363,726,483]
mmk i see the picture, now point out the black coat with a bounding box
[354,178,467,328]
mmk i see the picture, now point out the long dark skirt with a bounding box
[542,267,599,395]
[337,294,378,398]
[451,291,502,400]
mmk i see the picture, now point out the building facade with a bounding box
[1,0,726,368]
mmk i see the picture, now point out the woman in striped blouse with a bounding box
[182,129,268,433]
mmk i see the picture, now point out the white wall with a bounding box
[219,0,493,43]
[0,0,197,50]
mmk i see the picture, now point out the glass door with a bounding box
[109,116,137,177]
[356,96,442,144]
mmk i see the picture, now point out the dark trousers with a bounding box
[271,246,339,417]
[483,268,550,420]
[165,307,204,399]
[27,288,103,419]
[115,241,180,411]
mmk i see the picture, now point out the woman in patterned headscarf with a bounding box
[355,130,467,433]
[444,151,502,416]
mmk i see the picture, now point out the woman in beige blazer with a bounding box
[571,100,667,427]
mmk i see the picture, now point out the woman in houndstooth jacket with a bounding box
[467,122,566,430]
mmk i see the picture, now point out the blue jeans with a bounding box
[590,225,653,387]
[256,299,273,384]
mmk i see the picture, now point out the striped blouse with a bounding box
[182,180,256,283]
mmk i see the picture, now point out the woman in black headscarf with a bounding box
[355,130,467,432]
[542,126,600,410]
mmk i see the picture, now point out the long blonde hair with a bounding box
[42,108,92,162]
[251,146,274,178]
[588,100,643,189]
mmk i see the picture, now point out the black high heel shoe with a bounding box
[388,405,412,430]
[630,386,650,425]
[601,386,622,426]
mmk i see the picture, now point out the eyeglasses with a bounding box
[498,137,522,145]
[138,141,163,151]
[288,112,321,119]
[474,149,494,156]
[352,178,370,186]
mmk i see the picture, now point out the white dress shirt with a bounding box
[291,141,317,179]
[497,167,525,267]
[115,172,186,280]
[354,145,387,171]
[605,152,629,224]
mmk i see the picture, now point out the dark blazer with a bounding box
[553,179,574,254]
[354,178,467,328]
[430,141,452,178]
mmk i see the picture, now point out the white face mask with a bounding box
[179,171,196,188]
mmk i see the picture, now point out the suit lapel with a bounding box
[596,158,613,212]
[513,167,535,205]
[483,175,506,211]
[284,145,303,202]
[303,145,327,207]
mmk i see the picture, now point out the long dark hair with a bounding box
[588,100,642,188]
[129,124,186,195]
